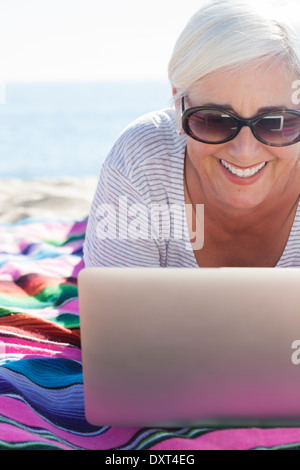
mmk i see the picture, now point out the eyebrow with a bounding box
[202,102,288,114]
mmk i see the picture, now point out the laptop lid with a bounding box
[78,267,300,427]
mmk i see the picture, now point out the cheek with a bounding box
[275,145,300,167]
[187,139,220,164]
[296,145,300,165]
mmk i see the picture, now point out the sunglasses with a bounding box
[181,97,300,147]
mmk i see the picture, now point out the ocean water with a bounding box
[0,81,172,180]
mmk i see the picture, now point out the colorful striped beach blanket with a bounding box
[1,217,300,450]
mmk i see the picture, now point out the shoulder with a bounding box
[120,107,179,147]
[103,108,187,180]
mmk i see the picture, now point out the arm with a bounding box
[83,162,163,268]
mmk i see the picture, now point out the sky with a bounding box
[0,0,204,83]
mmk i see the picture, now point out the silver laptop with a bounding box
[78,267,300,427]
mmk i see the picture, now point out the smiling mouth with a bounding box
[220,159,267,178]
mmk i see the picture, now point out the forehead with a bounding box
[188,61,298,115]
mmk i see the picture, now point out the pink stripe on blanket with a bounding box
[0,220,86,239]
[0,423,71,449]
[0,397,139,450]
[0,258,83,279]
[151,427,300,451]
[0,338,81,362]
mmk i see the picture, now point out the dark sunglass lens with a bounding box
[186,110,238,143]
[255,112,300,145]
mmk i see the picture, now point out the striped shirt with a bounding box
[83,108,300,268]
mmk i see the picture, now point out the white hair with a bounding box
[168,0,300,101]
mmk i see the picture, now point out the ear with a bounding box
[171,87,183,135]
[171,86,181,108]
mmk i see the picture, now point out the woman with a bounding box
[84,0,300,268]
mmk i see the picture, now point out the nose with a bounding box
[226,126,262,163]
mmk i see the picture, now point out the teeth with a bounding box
[220,159,267,178]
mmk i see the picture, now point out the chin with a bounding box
[221,193,266,212]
